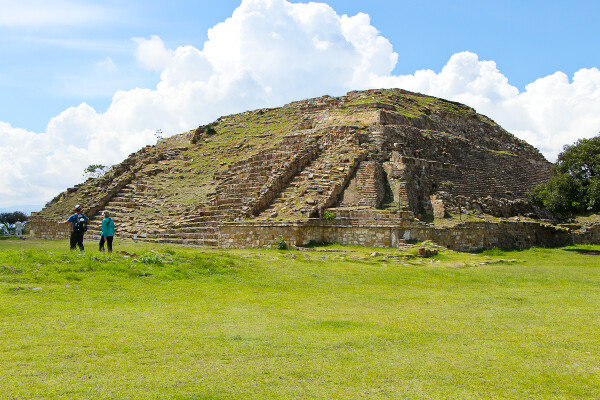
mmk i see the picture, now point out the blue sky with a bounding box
[1,0,599,210]
[3,0,599,132]
[323,0,600,86]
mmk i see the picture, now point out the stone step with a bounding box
[139,237,218,246]
[153,232,218,240]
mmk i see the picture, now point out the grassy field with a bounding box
[1,238,599,399]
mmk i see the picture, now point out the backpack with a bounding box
[74,213,88,233]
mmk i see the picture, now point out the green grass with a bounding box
[1,240,600,399]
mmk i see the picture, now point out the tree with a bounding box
[0,211,28,225]
[528,134,600,214]
[554,135,600,180]
[0,211,28,233]
[528,173,584,214]
[83,164,111,179]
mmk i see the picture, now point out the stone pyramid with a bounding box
[31,89,560,250]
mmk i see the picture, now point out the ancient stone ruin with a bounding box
[29,89,600,250]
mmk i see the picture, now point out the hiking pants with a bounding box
[99,235,113,253]
[70,230,84,251]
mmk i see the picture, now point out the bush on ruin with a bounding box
[528,135,600,215]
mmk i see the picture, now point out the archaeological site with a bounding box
[29,89,600,251]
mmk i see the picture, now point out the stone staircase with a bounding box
[354,161,385,208]
[84,144,191,240]
[366,129,386,158]
[86,180,171,239]
[212,132,321,217]
[83,132,324,246]
[125,132,322,246]
[258,136,367,219]
[394,169,411,209]
[87,185,222,247]
[143,209,222,246]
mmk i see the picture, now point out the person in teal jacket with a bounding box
[99,211,115,252]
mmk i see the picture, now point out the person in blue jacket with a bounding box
[58,204,88,251]
[99,211,115,252]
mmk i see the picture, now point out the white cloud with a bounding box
[1,0,600,208]
[0,121,81,205]
[513,69,600,157]
[96,57,118,73]
[134,36,175,72]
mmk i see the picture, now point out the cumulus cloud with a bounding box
[134,35,175,72]
[1,0,600,208]
[0,121,82,205]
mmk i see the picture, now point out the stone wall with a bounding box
[28,218,72,239]
[217,211,585,252]
[218,220,403,249]
[575,225,600,244]
[219,219,600,251]
[408,125,550,197]
[29,211,598,252]
[415,221,572,252]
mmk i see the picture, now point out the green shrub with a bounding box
[140,252,163,264]
[274,237,287,250]
[481,247,505,256]
[322,211,336,221]
[528,172,584,214]
[205,124,216,135]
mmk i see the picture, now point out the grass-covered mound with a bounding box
[1,240,599,399]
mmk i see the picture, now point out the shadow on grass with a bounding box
[563,248,600,255]
[297,240,336,249]
[473,247,532,256]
